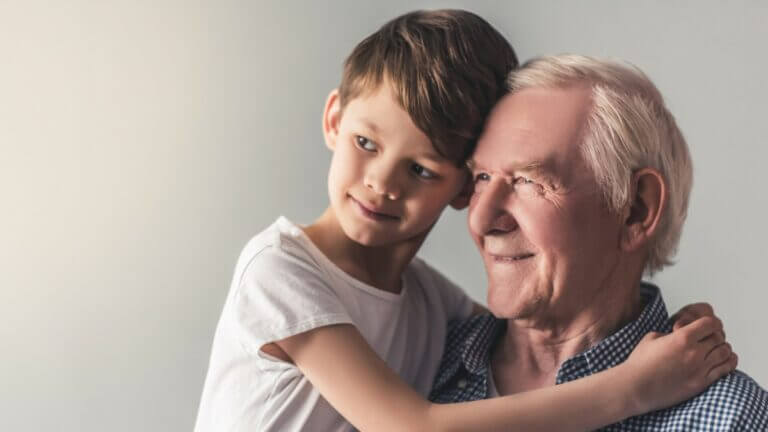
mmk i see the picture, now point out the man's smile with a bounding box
[490,253,535,262]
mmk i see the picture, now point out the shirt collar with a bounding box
[458,314,505,376]
[458,283,670,382]
[556,283,670,383]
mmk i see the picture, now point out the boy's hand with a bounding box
[670,301,727,342]
[671,302,715,329]
[620,316,737,416]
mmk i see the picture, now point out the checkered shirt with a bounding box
[429,284,768,430]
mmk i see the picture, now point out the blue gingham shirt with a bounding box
[429,284,768,430]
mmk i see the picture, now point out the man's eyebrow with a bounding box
[514,161,546,172]
[467,159,549,173]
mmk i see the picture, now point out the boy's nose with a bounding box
[364,164,401,200]
[468,178,517,237]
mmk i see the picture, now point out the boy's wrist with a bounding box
[604,363,645,419]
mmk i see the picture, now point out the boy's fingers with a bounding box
[692,302,714,316]
[672,302,714,330]
[672,316,687,331]
[684,316,723,342]
[670,312,689,330]
[641,331,663,342]
[696,336,724,359]
[699,332,726,352]
[707,353,738,383]
[704,342,732,364]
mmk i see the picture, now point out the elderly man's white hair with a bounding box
[507,54,693,274]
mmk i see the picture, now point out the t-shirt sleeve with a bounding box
[230,244,354,355]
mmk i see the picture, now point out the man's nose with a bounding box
[468,178,517,236]
[364,159,401,200]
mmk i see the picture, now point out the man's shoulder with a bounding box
[691,370,768,429]
[622,370,768,431]
[429,314,498,403]
[443,313,498,359]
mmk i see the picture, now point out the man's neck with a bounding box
[491,285,644,395]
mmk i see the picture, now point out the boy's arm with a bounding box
[275,318,735,432]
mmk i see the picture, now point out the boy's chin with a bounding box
[343,228,395,247]
[343,225,430,248]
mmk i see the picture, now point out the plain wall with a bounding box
[1,1,766,431]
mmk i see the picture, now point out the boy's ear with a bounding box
[449,171,474,210]
[323,89,342,151]
[621,167,667,252]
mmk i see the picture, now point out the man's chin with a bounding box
[489,306,535,320]
[487,296,540,320]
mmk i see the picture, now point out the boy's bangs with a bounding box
[338,10,519,166]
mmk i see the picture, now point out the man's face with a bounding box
[468,86,624,320]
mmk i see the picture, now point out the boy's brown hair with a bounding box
[338,9,518,166]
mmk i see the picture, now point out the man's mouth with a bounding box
[490,253,535,262]
[350,196,399,221]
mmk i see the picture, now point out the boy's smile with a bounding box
[349,196,400,221]
[320,81,468,247]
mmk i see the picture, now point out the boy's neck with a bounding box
[303,207,427,294]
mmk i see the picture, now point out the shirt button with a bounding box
[457,379,467,389]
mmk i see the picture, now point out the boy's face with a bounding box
[322,81,469,247]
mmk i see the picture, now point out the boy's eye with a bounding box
[473,172,490,183]
[411,163,437,180]
[355,135,376,151]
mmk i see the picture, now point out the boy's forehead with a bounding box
[344,88,451,161]
[344,82,403,118]
[343,90,416,133]
[341,77,473,166]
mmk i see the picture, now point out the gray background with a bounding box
[1,1,766,431]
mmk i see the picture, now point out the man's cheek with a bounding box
[520,214,561,247]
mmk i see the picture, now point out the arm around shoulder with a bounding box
[274,324,644,432]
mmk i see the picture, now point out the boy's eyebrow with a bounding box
[418,152,448,163]
[358,119,380,134]
[357,117,447,163]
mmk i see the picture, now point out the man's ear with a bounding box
[621,168,667,252]
[449,171,474,210]
[323,89,342,151]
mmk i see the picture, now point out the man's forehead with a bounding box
[472,119,557,173]
[473,86,592,171]
[486,87,590,130]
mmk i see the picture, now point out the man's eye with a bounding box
[412,163,437,179]
[355,135,376,151]
[515,176,536,185]
[473,172,490,183]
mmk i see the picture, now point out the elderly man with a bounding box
[430,55,767,430]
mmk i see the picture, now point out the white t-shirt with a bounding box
[194,217,474,432]
[487,367,500,398]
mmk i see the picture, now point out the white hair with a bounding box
[507,54,693,274]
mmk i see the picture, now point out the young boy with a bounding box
[194,10,734,431]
